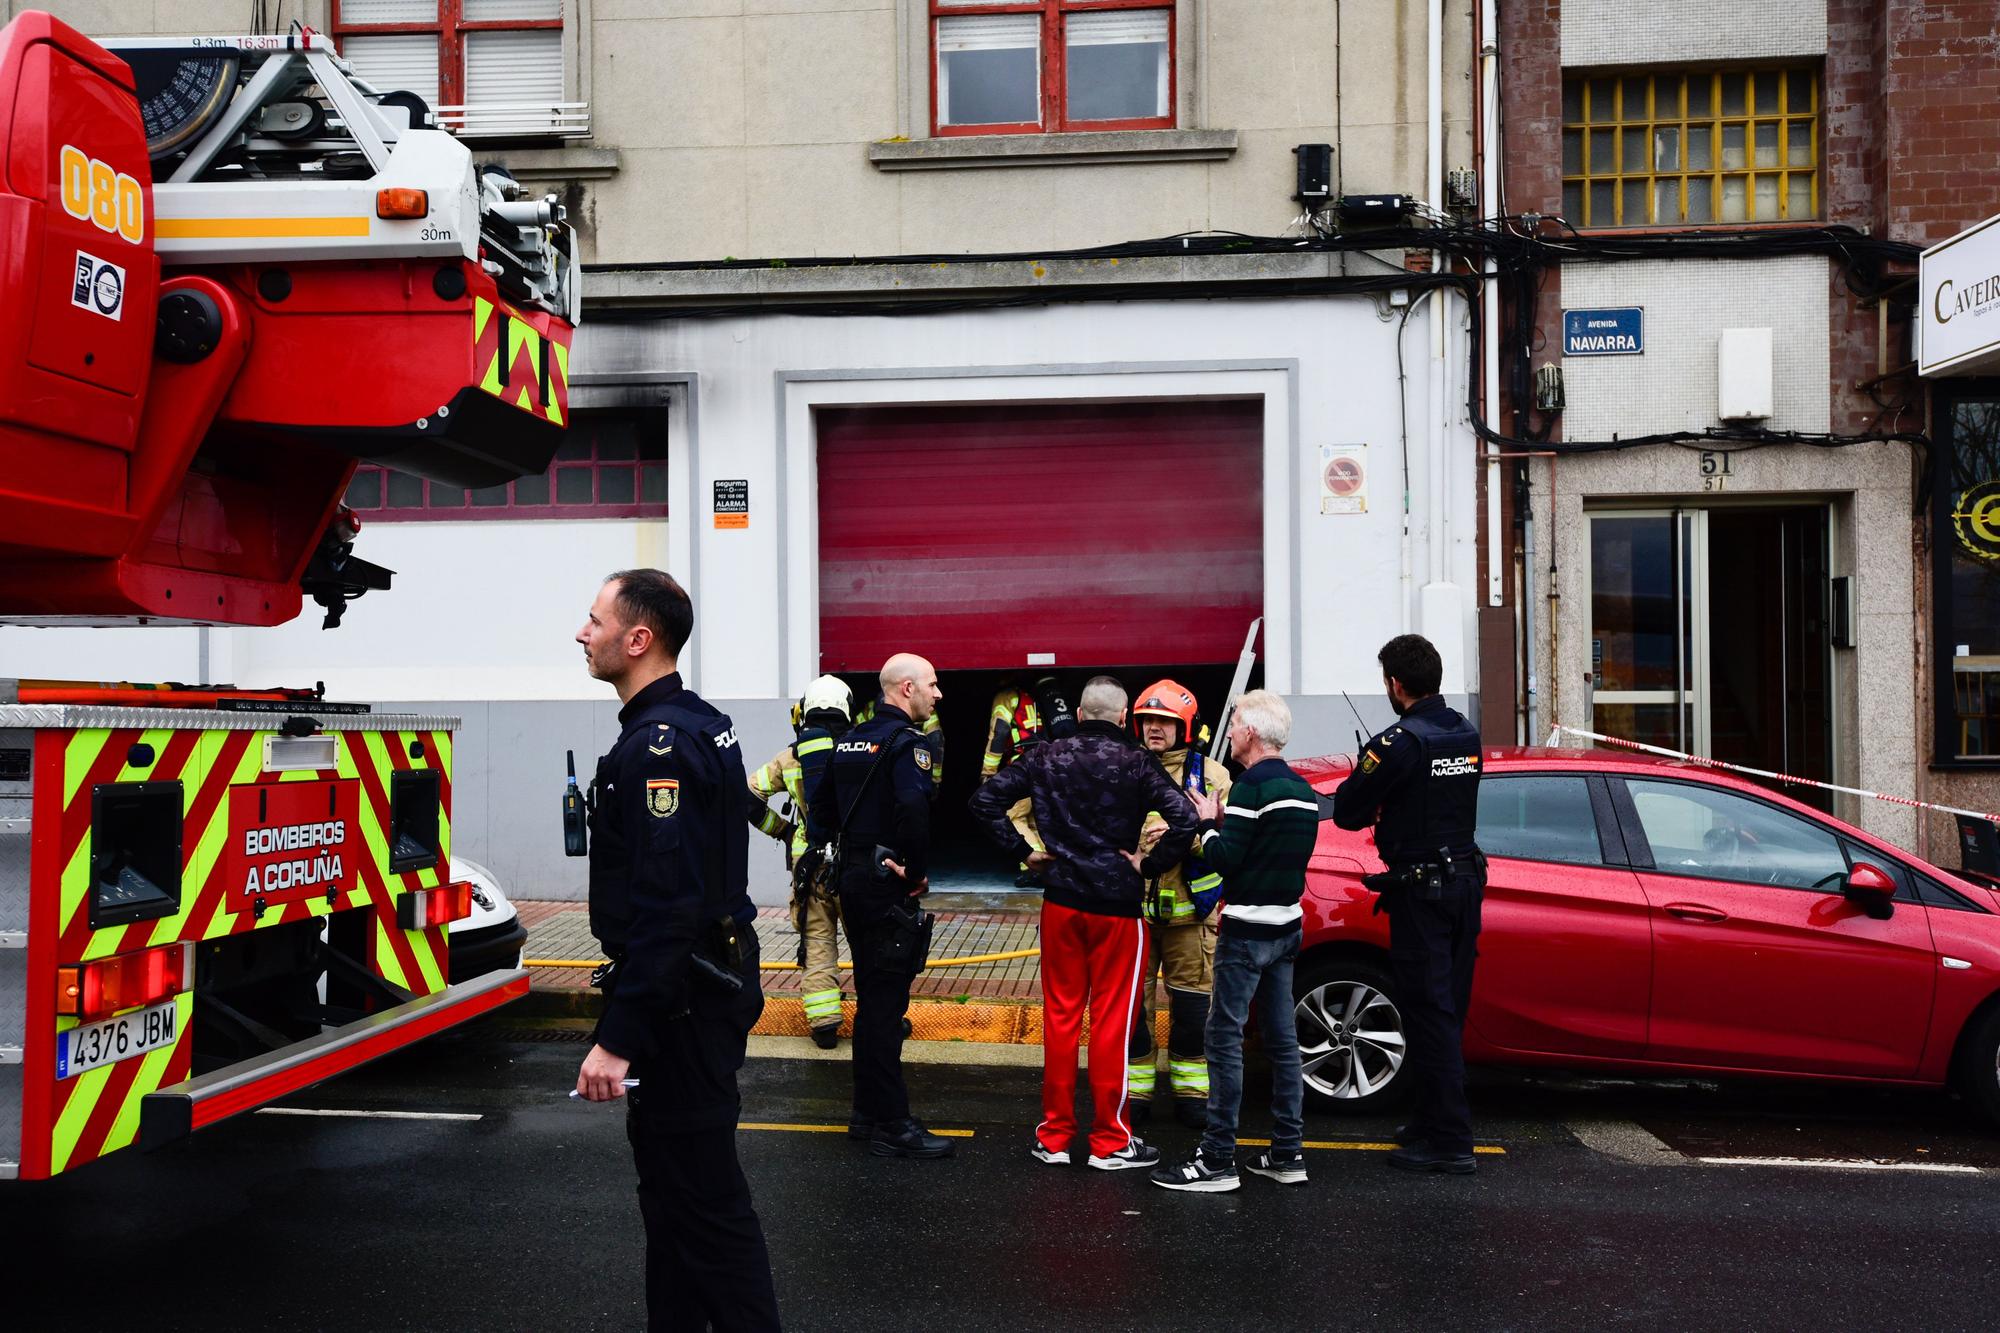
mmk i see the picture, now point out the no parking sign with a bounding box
[1320,444,1367,514]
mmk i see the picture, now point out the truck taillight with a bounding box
[397,881,473,931]
[57,942,194,1022]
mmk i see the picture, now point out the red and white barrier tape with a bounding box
[1544,724,2000,826]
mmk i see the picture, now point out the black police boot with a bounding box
[1128,1098,1152,1127]
[847,1117,874,1141]
[901,1017,914,1040]
[1392,1123,1424,1148]
[811,1026,839,1050]
[871,1117,955,1160]
[1388,1143,1476,1175]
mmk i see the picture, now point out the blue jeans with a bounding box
[1200,924,1304,1162]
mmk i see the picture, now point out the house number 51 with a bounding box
[1699,450,1732,490]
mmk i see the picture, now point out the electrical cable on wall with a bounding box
[594,216,1932,464]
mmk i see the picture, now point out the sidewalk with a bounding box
[515,897,1167,1047]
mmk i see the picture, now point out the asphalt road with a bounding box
[8,1018,2000,1331]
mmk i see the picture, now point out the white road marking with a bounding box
[257,1108,483,1122]
[1697,1155,1980,1174]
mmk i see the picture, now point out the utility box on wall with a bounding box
[1718,327,1774,420]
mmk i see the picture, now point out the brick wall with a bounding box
[1498,0,1565,445]
[1480,0,1567,745]
[1883,0,2000,856]
[1884,0,2000,248]
[1826,0,1892,438]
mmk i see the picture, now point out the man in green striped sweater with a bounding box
[1151,690,1320,1193]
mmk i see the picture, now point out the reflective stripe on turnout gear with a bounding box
[801,988,844,1024]
[1143,746,1231,921]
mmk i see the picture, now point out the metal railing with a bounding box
[434,101,591,139]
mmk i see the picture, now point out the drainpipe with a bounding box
[1479,0,1502,616]
[1427,0,1446,599]
[1419,0,1463,686]
[1523,487,1540,742]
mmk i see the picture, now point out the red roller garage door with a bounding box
[816,400,1263,671]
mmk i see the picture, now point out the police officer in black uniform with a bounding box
[806,651,953,1160]
[1332,633,1486,1175]
[574,569,782,1330]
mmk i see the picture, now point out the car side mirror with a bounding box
[1843,862,1897,920]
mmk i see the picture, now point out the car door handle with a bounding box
[1664,902,1728,923]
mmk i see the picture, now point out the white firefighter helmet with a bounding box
[800,674,854,721]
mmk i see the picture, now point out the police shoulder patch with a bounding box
[1359,749,1380,774]
[646,778,680,817]
[913,746,932,772]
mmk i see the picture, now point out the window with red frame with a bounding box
[332,1,563,116]
[344,410,668,520]
[933,0,1173,135]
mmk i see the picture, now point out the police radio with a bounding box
[562,750,589,857]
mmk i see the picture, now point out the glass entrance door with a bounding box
[1588,510,1704,751]
[1587,506,1833,805]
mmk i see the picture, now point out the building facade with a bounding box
[1493,0,2000,863]
[3,0,1486,896]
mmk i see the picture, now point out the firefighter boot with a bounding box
[1127,1060,1157,1125]
[1127,1023,1158,1126]
[1168,987,1212,1129]
[800,890,844,1048]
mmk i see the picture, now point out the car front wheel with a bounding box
[1294,957,1410,1113]
[1954,1002,2000,1126]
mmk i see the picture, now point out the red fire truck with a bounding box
[0,12,577,1179]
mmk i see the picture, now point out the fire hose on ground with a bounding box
[523,948,1042,971]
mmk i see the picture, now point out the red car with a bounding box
[1291,747,2000,1122]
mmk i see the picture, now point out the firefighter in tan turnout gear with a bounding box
[981,680,1044,885]
[1130,680,1231,1127]
[748,675,855,1048]
[982,676,1078,886]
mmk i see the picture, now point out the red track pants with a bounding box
[1037,899,1149,1159]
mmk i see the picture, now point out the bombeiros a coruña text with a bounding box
[242,818,348,893]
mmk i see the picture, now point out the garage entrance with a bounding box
[815,399,1265,885]
[815,400,1264,671]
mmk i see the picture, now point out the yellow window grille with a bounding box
[1561,68,1821,228]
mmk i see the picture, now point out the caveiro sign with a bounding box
[1921,212,2000,378]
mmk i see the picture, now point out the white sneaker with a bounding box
[1087,1138,1162,1171]
[1245,1149,1309,1185]
[1031,1139,1071,1166]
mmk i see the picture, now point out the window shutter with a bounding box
[463,29,565,132]
[936,13,1039,52]
[339,0,439,21]
[342,33,441,108]
[462,0,563,19]
[1064,10,1169,45]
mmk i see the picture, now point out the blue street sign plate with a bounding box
[1563,307,1644,356]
